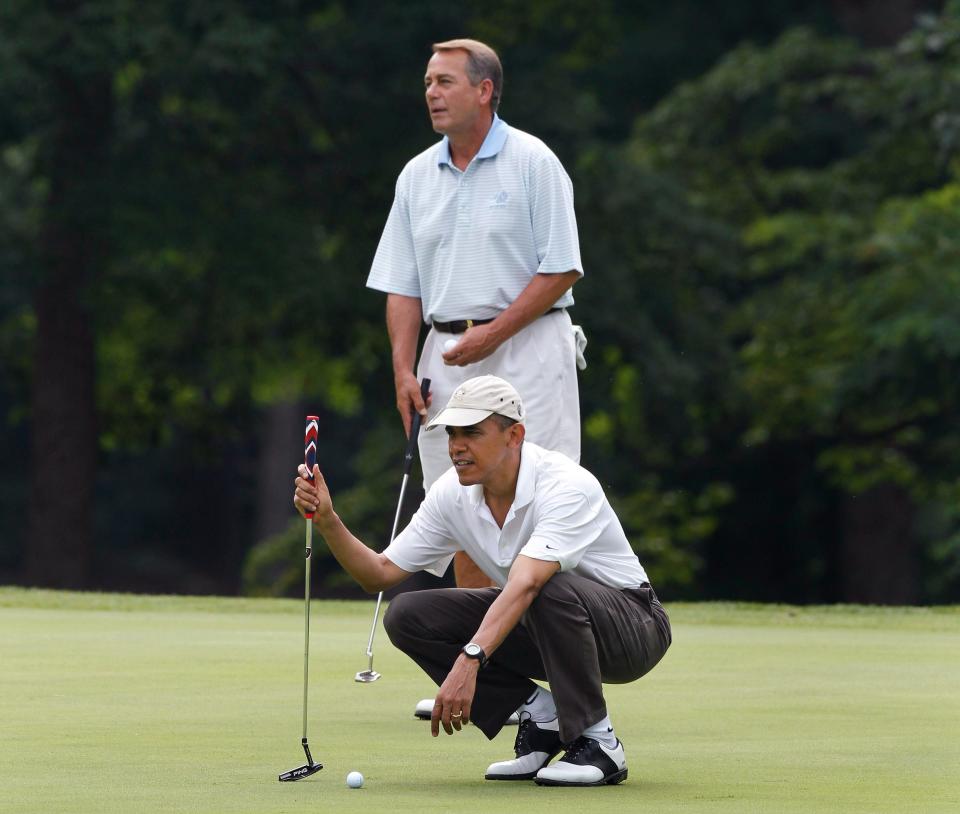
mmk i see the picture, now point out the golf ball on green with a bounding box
[346,771,364,788]
[443,338,459,353]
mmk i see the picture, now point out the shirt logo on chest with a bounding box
[489,190,510,208]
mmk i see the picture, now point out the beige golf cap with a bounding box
[427,375,525,428]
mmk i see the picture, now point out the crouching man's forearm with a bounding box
[432,555,559,735]
[294,463,410,593]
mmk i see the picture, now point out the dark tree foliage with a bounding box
[1,0,955,602]
[628,9,960,601]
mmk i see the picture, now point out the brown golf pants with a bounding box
[383,572,672,744]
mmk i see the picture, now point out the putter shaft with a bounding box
[279,521,324,781]
[303,519,312,737]
[356,471,410,680]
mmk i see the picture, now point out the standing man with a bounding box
[366,38,583,589]
[293,376,671,786]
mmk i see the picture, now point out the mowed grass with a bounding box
[1,589,958,814]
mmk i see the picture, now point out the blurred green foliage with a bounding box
[1,0,957,602]
[626,9,960,599]
[242,518,354,597]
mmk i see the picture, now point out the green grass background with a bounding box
[1,588,957,813]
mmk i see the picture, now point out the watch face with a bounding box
[464,644,482,658]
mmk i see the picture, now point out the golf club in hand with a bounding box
[279,416,324,782]
[355,377,431,682]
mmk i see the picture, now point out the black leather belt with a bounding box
[432,308,563,335]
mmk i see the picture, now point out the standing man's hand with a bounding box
[441,271,581,368]
[395,370,430,437]
[442,323,502,367]
[431,654,479,736]
[386,294,428,436]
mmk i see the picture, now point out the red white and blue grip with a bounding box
[304,416,319,518]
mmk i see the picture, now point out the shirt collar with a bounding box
[512,443,536,510]
[437,115,508,168]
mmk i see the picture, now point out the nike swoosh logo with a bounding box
[545,544,557,550]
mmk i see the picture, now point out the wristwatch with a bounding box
[461,642,488,669]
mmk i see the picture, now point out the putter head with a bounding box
[355,669,381,683]
[278,762,323,782]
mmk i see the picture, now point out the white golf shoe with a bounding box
[534,736,628,786]
[485,714,562,780]
[414,698,519,725]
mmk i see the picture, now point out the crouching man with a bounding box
[292,375,671,786]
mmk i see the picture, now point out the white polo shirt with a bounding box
[366,116,583,324]
[384,442,649,590]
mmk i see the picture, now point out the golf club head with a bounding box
[278,762,323,782]
[355,669,381,683]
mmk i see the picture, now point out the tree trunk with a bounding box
[255,401,306,543]
[25,267,98,587]
[840,482,918,604]
[24,63,112,588]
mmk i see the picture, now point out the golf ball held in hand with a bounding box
[346,771,364,788]
[443,338,459,353]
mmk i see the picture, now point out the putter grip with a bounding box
[304,416,319,519]
[402,378,431,475]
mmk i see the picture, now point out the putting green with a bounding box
[1,589,957,813]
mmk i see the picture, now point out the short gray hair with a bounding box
[489,414,518,431]
[432,38,503,112]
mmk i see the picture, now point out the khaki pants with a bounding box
[383,572,672,744]
[417,309,581,491]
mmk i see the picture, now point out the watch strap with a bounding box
[462,642,488,669]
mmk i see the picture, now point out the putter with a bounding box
[279,416,324,782]
[356,377,431,682]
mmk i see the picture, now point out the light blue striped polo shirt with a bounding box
[366,116,583,324]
